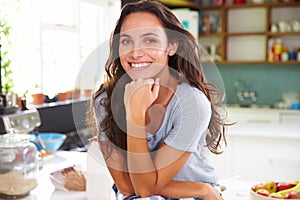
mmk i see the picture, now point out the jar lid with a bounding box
[0,133,31,148]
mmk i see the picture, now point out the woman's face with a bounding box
[118,12,175,81]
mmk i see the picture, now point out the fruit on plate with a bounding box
[251,181,300,199]
[264,181,277,193]
[285,191,300,199]
[252,183,267,191]
[270,192,285,198]
[277,182,295,192]
[256,189,270,197]
[289,181,300,185]
[276,182,300,197]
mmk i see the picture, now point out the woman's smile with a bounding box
[130,62,152,69]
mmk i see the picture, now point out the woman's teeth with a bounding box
[131,63,150,68]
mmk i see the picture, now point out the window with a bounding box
[0,0,120,99]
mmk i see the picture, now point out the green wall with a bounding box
[216,63,300,107]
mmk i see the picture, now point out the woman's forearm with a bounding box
[157,180,216,199]
[127,121,158,196]
[99,141,135,195]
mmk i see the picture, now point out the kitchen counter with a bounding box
[6,151,259,200]
[10,151,87,200]
[227,122,300,139]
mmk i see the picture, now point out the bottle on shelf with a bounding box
[281,47,289,62]
[274,38,283,62]
[268,39,275,62]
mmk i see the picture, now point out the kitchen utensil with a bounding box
[30,133,66,153]
[32,127,46,150]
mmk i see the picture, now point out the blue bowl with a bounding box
[30,133,66,153]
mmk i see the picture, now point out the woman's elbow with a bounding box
[134,185,160,197]
[117,183,135,196]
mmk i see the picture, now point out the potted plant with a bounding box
[31,84,45,105]
[0,20,14,95]
[0,20,19,112]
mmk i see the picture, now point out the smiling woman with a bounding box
[89,0,228,199]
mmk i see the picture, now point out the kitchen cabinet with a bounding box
[225,107,300,123]
[223,2,300,63]
[157,0,300,64]
[209,107,300,181]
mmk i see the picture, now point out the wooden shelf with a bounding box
[159,0,300,63]
[267,32,300,36]
[268,1,300,7]
[225,32,266,36]
[199,33,222,37]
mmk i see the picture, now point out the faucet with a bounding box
[234,79,257,103]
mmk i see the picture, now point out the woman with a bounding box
[90,0,227,199]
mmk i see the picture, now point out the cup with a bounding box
[291,20,300,32]
[270,24,278,32]
[278,21,288,32]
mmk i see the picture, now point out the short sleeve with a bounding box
[164,87,211,152]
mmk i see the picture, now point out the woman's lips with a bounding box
[130,62,152,69]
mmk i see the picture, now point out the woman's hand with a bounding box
[124,78,160,124]
[201,183,224,200]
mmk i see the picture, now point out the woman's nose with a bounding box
[130,47,145,58]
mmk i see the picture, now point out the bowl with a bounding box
[30,133,66,153]
[250,189,280,200]
[250,181,300,200]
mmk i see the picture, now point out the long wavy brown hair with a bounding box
[88,0,228,155]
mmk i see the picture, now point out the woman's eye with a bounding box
[120,39,131,45]
[145,39,157,44]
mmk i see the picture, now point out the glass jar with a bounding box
[0,132,39,198]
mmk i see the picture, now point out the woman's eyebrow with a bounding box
[120,32,160,38]
[141,32,159,37]
[120,33,131,38]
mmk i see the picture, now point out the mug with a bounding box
[278,21,288,32]
[270,24,278,32]
[291,20,300,32]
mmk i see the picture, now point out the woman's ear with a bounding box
[168,41,178,56]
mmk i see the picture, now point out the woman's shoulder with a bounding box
[176,82,208,101]
[173,81,211,111]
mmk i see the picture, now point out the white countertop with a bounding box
[9,151,87,200]
[227,122,300,139]
[7,151,258,200]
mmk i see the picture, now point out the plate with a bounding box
[50,166,86,192]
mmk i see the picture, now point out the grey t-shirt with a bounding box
[94,82,218,184]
